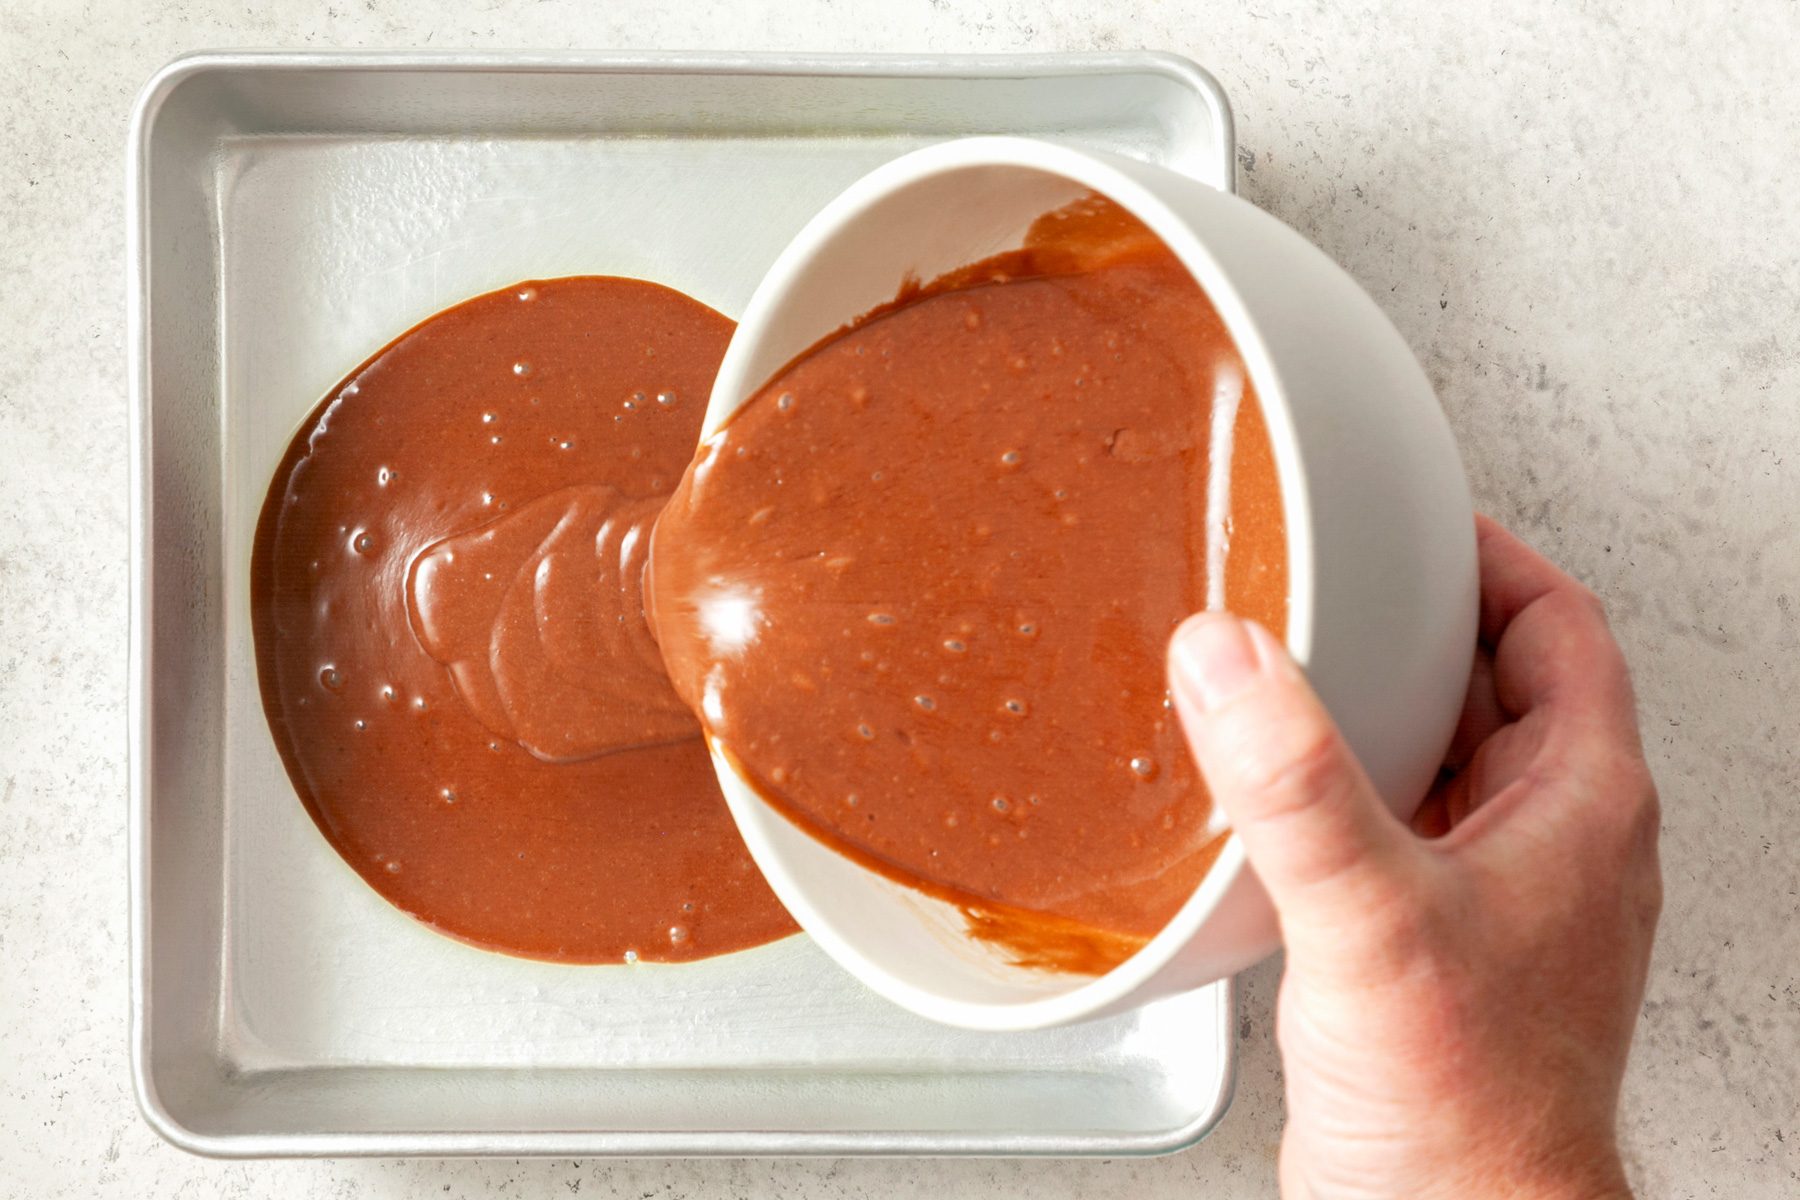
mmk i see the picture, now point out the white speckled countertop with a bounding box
[2,1,1796,1196]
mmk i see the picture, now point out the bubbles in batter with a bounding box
[646,193,1288,973]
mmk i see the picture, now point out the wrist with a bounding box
[1417,1133,1631,1200]
[1506,1147,1632,1200]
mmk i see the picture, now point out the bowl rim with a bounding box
[701,134,1316,1029]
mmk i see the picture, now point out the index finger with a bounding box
[1476,515,1580,646]
[1474,515,1638,739]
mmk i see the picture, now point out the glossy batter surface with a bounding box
[251,277,797,963]
[651,196,1288,972]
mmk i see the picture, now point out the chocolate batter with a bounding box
[251,277,797,963]
[650,195,1287,972]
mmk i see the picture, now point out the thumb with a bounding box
[1168,612,1413,922]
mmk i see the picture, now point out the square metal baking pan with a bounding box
[127,49,1240,1158]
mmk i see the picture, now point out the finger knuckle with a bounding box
[1613,758,1662,837]
[1571,581,1612,625]
[1241,722,1350,820]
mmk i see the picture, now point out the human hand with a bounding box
[1168,516,1661,1200]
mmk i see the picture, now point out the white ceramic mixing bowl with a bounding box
[695,136,1477,1030]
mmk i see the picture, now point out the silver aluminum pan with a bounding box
[128,49,1239,1158]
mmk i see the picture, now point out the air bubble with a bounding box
[623,397,638,412]
[867,612,896,626]
[1000,450,1021,466]
[559,440,573,450]
[656,391,676,407]
[681,901,695,913]
[1017,622,1038,636]
[490,435,502,445]
[1130,756,1158,779]
[669,925,689,944]
[440,788,457,804]
[482,412,496,424]
[991,795,1011,813]
[319,666,342,691]
[353,719,366,731]
[377,466,393,486]
[856,723,875,741]
[777,392,794,411]
[943,639,967,653]
[623,950,639,964]
[914,694,936,712]
[512,361,532,378]
[380,684,396,702]
[1003,698,1027,716]
[412,696,428,712]
[516,286,537,302]
[351,531,375,554]
[845,794,861,807]
[385,860,401,874]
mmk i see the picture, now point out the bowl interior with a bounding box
[698,141,1298,1028]
[701,164,1092,438]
